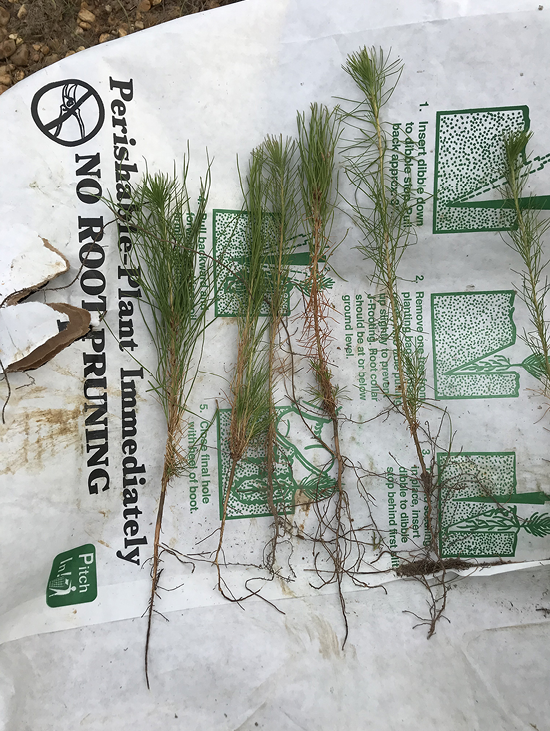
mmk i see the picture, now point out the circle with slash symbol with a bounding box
[31,79,105,147]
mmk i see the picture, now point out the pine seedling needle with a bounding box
[213,146,271,597]
[259,135,302,570]
[296,102,352,643]
[341,48,456,636]
[111,157,216,687]
[501,130,550,396]
[341,48,431,505]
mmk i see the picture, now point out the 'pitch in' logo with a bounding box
[46,544,98,607]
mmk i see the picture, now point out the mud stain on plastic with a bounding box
[294,489,313,515]
[311,614,342,660]
[293,490,313,535]
[0,406,82,474]
[277,574,297,598]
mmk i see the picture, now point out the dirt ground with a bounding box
[0,0,242,93]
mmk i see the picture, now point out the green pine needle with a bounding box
[501,130,550,395]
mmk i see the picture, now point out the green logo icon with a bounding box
[217,404,337,519]
[46,544,97,607]
[439,452,550,558]
[212,209,334,318]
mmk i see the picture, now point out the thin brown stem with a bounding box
[303,201,348,644]
[371,100,432,537]
[145,342,182,688]
[144,458,170,689]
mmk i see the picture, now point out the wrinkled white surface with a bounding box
[1,0,550,728]
[1,567,550,731]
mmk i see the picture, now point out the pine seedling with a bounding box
[297,102,355,642]
[114,159,215,687]
[297,103,342,434]
[342,47,431,510]
[342,47,466,638]
[501,130,550,396]
[259,135,302,570]
[214,146,271,597]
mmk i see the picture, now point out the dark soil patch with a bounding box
[395,558,475,577]
[0,0,242,93]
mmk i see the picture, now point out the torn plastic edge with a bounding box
[5,302,91,372]
[2,238,70,307]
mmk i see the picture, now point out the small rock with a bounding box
[98,33,111,43]
[42,53,60,67]
[78,20,91,30]
[15,37,23,46]
[118,28,128,37]
[65,50,75,57]
[40,44,50,55]
[32,43,41,51]
[151,0,162,5]
[137,0,151,11]
[8,33,17,40]
[0,39,16,60]
[105,4,112,10]
[17,5,27,19]
[134,20,144,29]
[0,84,9,95]
[78,8,96,23]
[10,43,28,66]
[0,7,9,26]
[31,51,40,62]
[13,69,24,82]
[76,45,86,52]
[74,27,84,35]
[207,1,220,7]
[0,73,11,86]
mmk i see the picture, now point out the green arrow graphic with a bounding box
[448,195,550,210]
[455,491,550,505]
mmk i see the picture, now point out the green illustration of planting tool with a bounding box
[438,452,550,558]
[433,106,550,233]
[217,403,337,520]
[212,210,334,317]
[431,291,550,399]
[431,291,520,399]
